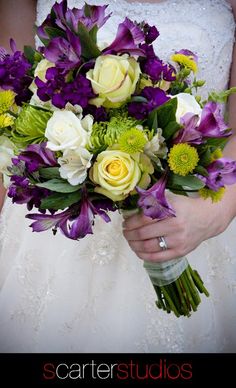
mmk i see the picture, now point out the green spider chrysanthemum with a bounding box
[118,127,147,154]
[168,143,199,176]
[199,187,225,203]
[90,109,139,151]
[0,114,14,128]
[0,90,15,114]
[11,105,52,147]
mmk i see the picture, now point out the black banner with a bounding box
[0,353,235,387]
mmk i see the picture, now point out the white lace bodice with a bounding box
[36,0,235,98]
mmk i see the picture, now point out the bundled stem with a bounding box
[152,264,209,317]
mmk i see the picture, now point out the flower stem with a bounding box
[189,267,210,296]
[150,264,209,317]
[161,286,180,318]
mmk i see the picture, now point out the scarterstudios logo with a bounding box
[43,358,192,381]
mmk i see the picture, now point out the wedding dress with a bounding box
[0,0,235,353]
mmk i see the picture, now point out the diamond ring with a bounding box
[158,236,168,250]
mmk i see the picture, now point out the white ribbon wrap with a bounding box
[122,208,188,286]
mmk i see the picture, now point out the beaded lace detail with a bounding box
[0,0,235,353]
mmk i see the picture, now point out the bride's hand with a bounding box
[122,193,231,262]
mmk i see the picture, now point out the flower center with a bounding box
[127,135,136,145]
[107,160,123,176]
[180,154,188,163]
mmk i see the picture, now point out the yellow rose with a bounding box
[90,150,141,201]
[86,54,141,108]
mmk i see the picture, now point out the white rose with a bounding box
[175,93,202,123]
[45,111,93,151]
[58,147,92,186]
[0,136,14,175]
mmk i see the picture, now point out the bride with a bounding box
[0,0,236,352]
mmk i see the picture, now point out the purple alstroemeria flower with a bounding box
[198,102,231,138]
[103,18,145,56]
[37,1,111,42]
[13,143,58,173]
[26,188,115,240]
[44,30,81,70]
[66,3,111,32]
[174,113,203,145]
[8,175,50,211]
[198,158,236,191]
[175,49,198,64]
[0,40,32,105]
[61,197,113,240]
[128,86,170,120]
[143,23,159,44]
[35,67,95,109]
[136,173,175,220]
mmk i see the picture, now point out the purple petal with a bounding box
[103,18,145,56]
[143,24,159,44]
[128,87,170,120]
[198,102,231,138]
[174,113,202,145]
[198,158,236,190]
[44,36,81,69]
[136,174,175,220]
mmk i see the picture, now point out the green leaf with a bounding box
[77,22,101,59]
[40,191,81,210]
[44,27,66,39]
[207,87,236,103]
[156,97,177,128]
[198,147,212,166]
[89,25,98,44]
[23,46,37,64]
[206,136,229,149]
[194,165,209,177]
[39,167,61,180]
[147,110,158,131]
[84,2,92,17]
[169,174,205,190]
[169,186,188,196]
[36,178,82,193]
[162,121,181,141]
[147,98,178,134]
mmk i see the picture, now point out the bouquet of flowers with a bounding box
[1,0,236,317]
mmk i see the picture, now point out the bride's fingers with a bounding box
[122,213,157,230]
[128,236,172,254]
[123,220,175,242]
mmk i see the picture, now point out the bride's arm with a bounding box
[0,0,36,212]
[123,4,236,262]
